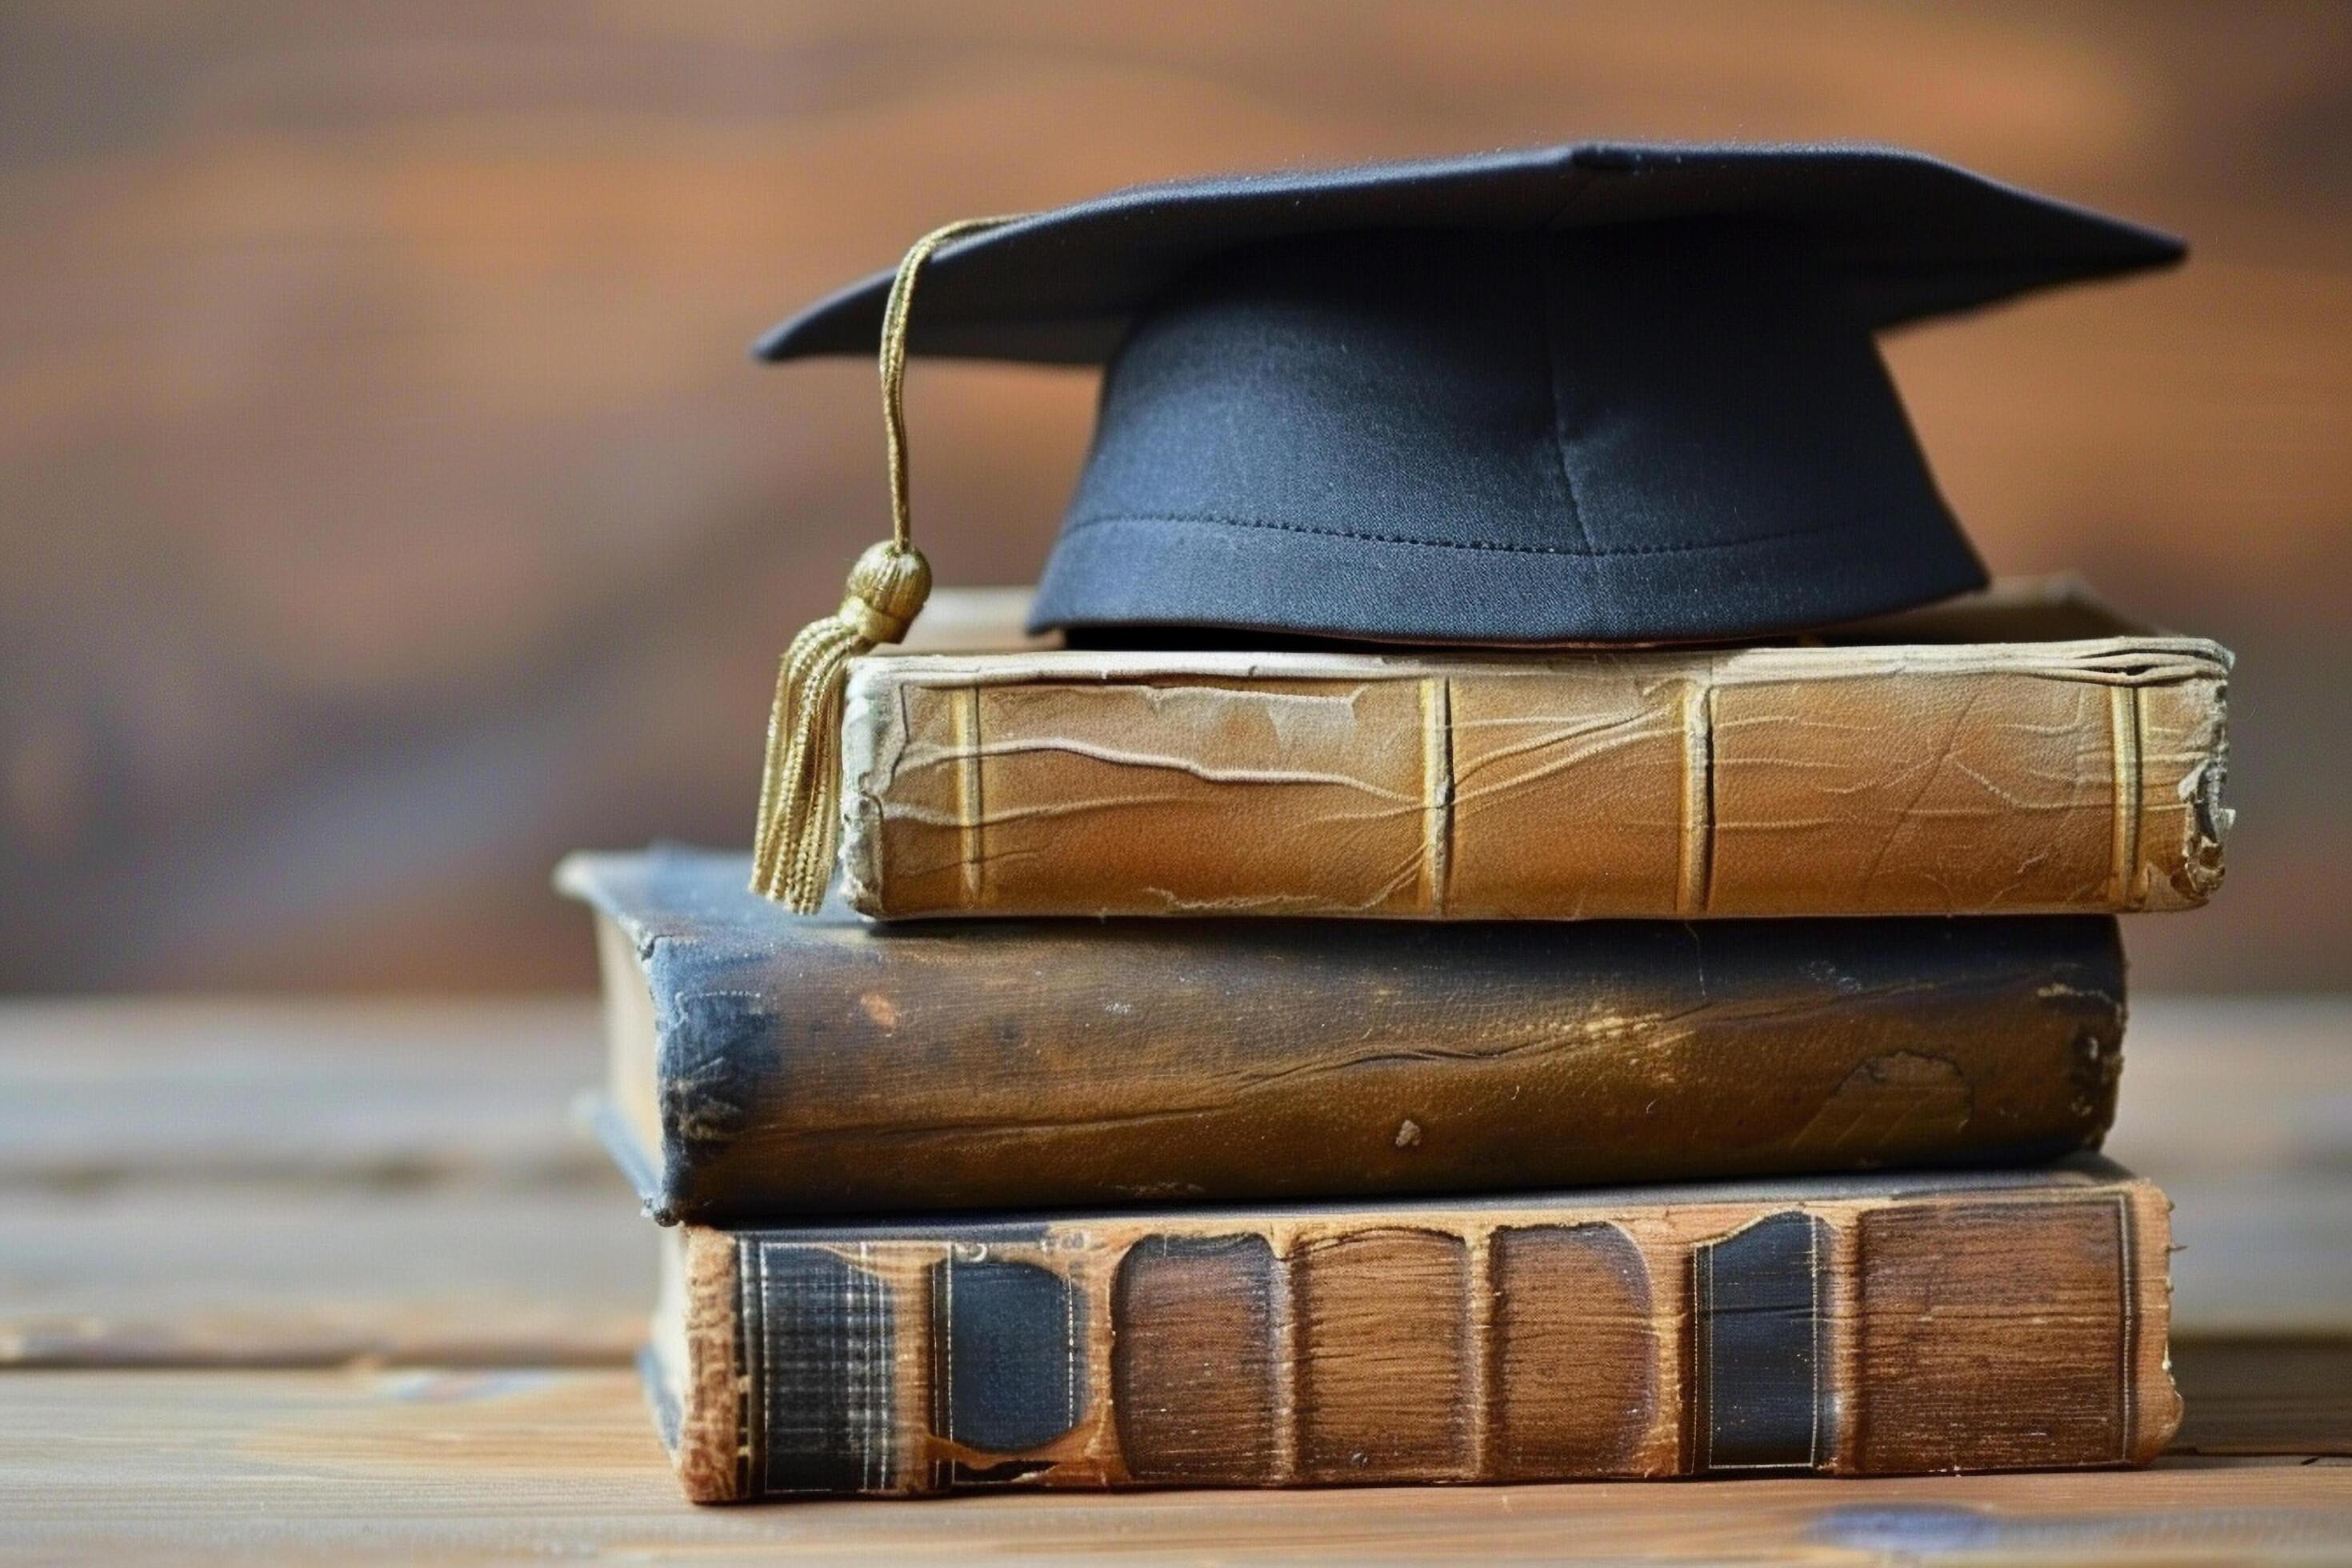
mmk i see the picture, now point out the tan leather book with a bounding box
[565,847,2125,1221]
[837,578,2230,919]
[643,1160,2178,1502]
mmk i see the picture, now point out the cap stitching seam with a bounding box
[1537,155,1602,230]
[1057,510,1854,559]
[1538,234,1595,554]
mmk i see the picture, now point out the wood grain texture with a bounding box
[2104,998,2352,1338]
[0,1186,646,1369]
[654,1164,2180,1498]
[1488,1224,1659,1478]
[0,998,610,1188]
[2173,1340,2352,1458]
[4,1368,2343,1563]
[1293,1228,1470,1483]
[1854,1198,2141,1471]
[1110,1234,1281,1485]
[838,607,2229,921]
[0,998,650,1370]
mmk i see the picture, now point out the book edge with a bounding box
[674,1228,747,1503]
[842,633,2232,690]
[2130,1182,2186,1462]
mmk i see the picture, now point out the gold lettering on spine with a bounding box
[1678,677,1715,914]
[1421,676,1454,916]
[2109,684,2143,909]
[953,685,985,907]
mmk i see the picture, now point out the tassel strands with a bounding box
[750,215,1018,910]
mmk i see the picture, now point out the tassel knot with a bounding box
[838,540,932,643]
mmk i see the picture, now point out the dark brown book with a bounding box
[562,846,2126,1222]
[642,1161,2179,1502]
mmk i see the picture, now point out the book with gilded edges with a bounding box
[562,846,2126,1222]
[640,1159,2178,1502]
[834,581,2229,921]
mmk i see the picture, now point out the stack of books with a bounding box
[561,142,2230,1502]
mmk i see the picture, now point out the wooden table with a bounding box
[3,998,2347,1562]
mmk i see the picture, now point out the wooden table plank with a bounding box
[0,999,606,1187]
[2110,998,2352,1181]
[0,999,646,1367]
[2174,1341,2352,1458]
[0,1186,647,1367]
[2104,996,2352,1335]
[0,1369,2346,1565]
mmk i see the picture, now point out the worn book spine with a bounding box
[836,637,2229,919]
[564,850,2127,1220]
[650,1170,2178,1502]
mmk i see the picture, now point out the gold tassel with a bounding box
[750,215,1016,910]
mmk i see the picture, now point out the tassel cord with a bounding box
[750,214,1019,910]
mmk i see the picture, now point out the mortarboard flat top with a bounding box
[756,142,2184,645]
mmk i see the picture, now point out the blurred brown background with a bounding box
[2,1,2344,992]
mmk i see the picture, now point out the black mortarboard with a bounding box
[756,141,2182,646]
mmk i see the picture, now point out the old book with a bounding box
[641,1159,2180,1502]
[562,846,2125,1222]
[835,580,2230,919]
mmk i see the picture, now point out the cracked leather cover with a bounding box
[560,847,2124,1222]
[838,631,2228,921]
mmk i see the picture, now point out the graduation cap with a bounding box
[747,141,2183,908]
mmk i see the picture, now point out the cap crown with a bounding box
[1039,224,1979,642]
[758,142,2181,644]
